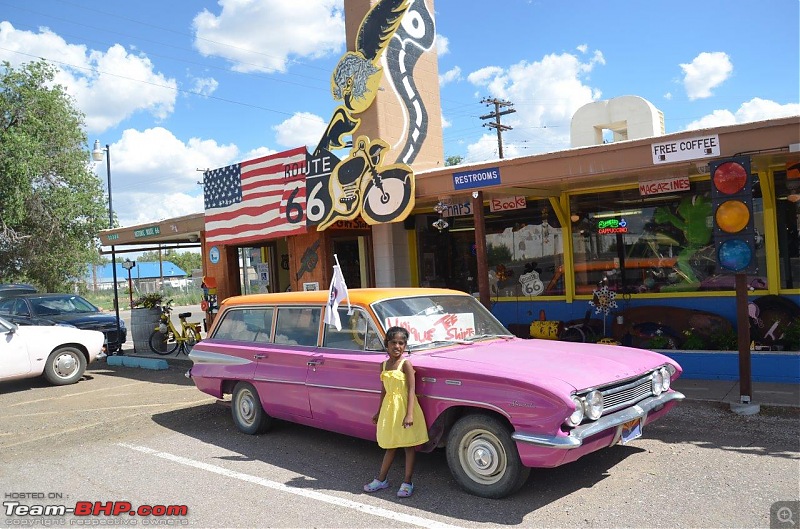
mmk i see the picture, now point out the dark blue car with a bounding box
[0,293,126,353]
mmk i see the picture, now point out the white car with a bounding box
[0,315,105,386]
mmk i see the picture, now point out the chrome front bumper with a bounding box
[511,390,685,449]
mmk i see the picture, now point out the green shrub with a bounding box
[781,320,800,351]
[709,328,738,351]
[681,328,708,350]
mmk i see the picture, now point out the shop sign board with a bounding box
[453,167,501,190]
[651,134,720,164]
[441,201,472,217]
[134,226,160,238]
[639,176,691,196]
[490,196,526,212]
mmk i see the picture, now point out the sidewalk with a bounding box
[672,378,800,408]
[112,344,800,408]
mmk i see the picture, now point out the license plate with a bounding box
[620,418,642,444]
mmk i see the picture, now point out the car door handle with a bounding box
[253,353,267,360]
[307,359,324,366]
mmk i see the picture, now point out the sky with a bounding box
[1,0,798,230]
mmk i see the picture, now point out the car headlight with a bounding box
[652,369,664,396]
[584,390,604,420]
[566,395,584,427]
[659,367,671,392]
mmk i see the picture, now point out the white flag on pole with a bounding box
[324,261,350,330]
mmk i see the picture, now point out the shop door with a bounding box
[333,236,372,288]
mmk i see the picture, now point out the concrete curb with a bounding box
[106,355,169,370]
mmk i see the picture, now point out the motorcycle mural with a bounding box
[301,0,425,231]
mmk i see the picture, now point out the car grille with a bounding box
[104,330,123,344]
[598,374,654,414]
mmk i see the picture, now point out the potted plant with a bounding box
[130,293,166,353]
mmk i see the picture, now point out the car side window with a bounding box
[274,307,321,347]
[323,308,383,351]
[213,308,274,343]
[0,299,13,315]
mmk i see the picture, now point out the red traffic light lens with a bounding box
[712,161,748,195]
[715,200,750,233]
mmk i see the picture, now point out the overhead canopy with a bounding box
[97,212,204,255]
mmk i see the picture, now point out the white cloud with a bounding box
[680,51,732,101]
[685,98,800,130]
[464,51,605,161]
[93,127,240,225]
[192,0,345,73]
[273,112,327,149]
[0,22,177,133]
[439,66,461,86]
[441,113,451,129]
[436,34,449,56]
[191,76,219,97]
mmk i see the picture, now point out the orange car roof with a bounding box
[220,287,467,308]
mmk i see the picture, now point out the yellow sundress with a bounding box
[376,359,429,449]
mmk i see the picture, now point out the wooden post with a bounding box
[472,191,491,309]
[736,273,752,402]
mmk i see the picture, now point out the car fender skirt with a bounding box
[512,390,685,449]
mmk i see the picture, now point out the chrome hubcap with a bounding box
[54,354,77,378]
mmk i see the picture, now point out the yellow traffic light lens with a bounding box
[712,161,748,195]
[715,200,750,233]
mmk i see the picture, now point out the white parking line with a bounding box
[119,443,464,529]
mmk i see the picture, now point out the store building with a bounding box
[98,0,799,381]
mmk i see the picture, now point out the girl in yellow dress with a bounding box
[363,326,428,497]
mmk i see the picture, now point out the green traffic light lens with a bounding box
[718,239,753,271]
[712,161,748,195]
[715,200,750,233]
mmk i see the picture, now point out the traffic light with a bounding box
[709,156,757,274]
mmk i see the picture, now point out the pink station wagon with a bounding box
[187,288,684,498]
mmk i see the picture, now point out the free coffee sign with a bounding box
[651,134,720,164]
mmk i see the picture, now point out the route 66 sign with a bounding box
[519,270,544,297]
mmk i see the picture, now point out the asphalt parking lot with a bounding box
[1,360,798,528]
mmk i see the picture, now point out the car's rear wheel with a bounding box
[43,346,87,385]
[446,414,530,498]
[232,382,272,434]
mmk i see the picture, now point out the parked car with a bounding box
[188,288,684,498]
[0,293,127,353]
[0,315,104,385]
[0,283,37,299]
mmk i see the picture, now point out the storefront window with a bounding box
[569,180,767,294]
[416,199,564,297]
[775,170,800,289]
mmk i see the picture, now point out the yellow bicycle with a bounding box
[148,302,202,355]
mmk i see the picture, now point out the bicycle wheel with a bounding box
[149,329,179,355]
[560,326,586,343]
[183,327,199,352]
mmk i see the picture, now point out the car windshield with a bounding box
[371,294,511,351]
[30,296,98,316]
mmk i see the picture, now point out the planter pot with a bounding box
[131,307,161,353]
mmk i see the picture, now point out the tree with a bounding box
[445,155,463,167]
[0,61,107,291]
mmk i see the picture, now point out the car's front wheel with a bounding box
[43,346,87,385]
[446,413,530,498]
[232,382,272,434]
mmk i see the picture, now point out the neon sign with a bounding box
[596,218,629,234]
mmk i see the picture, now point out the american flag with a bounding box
[204,146,308,245]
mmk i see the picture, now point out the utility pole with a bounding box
[480,97,515,158]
